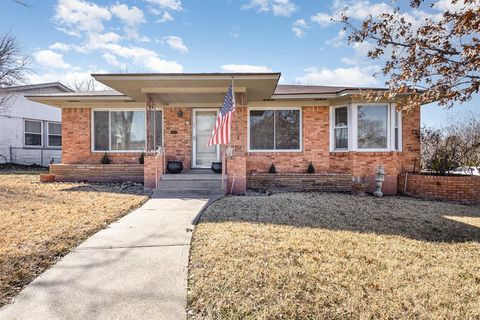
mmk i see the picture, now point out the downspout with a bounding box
[403,172,408,193]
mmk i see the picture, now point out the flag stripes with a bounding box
[206,85,235,146]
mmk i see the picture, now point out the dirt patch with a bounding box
[188,193,480,319]
[0,173,149,307]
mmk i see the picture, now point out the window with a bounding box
[394,111,400,150]
[249,109,301,151]
[92,109,162,152]
[24,120,42,147]
[155,110,163,149]
[330,104,401,152]
[357,105,388,149]
[333,106,348,150]
[47,122,62,147]
[110,111,146,151]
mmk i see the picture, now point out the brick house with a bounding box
[27,73,421,195]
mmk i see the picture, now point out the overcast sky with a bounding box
[1,0,477,126]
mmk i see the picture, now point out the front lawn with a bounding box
[188,193,480,319]
[0,173,148,307]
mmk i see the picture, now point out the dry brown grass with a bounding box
[0,173,148,307]
[188,193,480,320]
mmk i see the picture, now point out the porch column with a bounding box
[226,105,247,194]
[146,93,155,152]
[144,93,158,189]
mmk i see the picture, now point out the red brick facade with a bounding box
[59,104,421,194]
[398,174,480,203]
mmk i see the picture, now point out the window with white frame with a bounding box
[92,109,162,152]
[394,110,400,150]
[47,122,62,147]
[333,106,348,150]
[249,109,301,151]
[331,104,401,152]
[357,105,388,149]
[24,120,42,147]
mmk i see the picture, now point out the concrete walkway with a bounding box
[0,196,210,320]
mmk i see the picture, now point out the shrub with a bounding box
[269,164,277,174]
[100,152,112,164]
[307,162,315,173]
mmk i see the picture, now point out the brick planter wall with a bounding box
[398,173,480,203]
[249,173,352,192]
[50,164,144,183]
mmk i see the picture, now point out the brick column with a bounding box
[226,106,247,194]
[144,154,163,189]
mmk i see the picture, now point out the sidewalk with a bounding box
[0,197,209,320]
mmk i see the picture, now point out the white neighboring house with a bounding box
[0,82,72,166]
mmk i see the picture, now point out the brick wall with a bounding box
[398,174,480,203]
[62,108,143,164]
[227,105,420,194]
[249,173,352,192]
[163,107,192,170]
[50,163,143,183]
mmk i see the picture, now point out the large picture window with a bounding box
[249,109,301,151]
[357,105,388,149]
[92,110,162,152]
[24,120,42,147]
[330,104,401,152]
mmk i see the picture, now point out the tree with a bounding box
[0,33,29,114]
[69,78,97,92]
[421,114,480,175]
[341,0,480,111]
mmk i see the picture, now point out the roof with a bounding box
[1,82,73,93]
[273,84,387,95]
[31,89,125,97]
[24,72,400,107]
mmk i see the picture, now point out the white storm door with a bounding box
[192,109,220,168]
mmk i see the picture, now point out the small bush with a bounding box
[307,162,315,173]
[269,164,277,174]
[139,152,145,164]
[101,152,112,164]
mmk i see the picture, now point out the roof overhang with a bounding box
[92,73,281,104]
[25,94,133,107]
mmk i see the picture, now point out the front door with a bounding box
[192,109,220,168]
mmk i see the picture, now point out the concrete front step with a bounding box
[152,188,224,198]
[159,180,222,189]
[162,173,222,181]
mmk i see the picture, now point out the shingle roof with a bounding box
[273,84,387,95]
[1,82,73,92]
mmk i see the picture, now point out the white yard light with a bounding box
[374,165,385,197]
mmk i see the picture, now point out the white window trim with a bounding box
[23,119,43,148]
[330,105,349,152]
[91,108,164,153]
[46,122,62,148]
[247,106,303,152]
[330,103,401,152]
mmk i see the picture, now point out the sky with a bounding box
[0,0,477,127]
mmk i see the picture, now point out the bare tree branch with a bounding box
[0,33,29,114]
[340,0,480,111]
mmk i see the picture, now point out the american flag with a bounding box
[206,85,235,146]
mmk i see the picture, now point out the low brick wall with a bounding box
[398,173,480,203]
[50,164,144,183]
[248,173,352,192]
